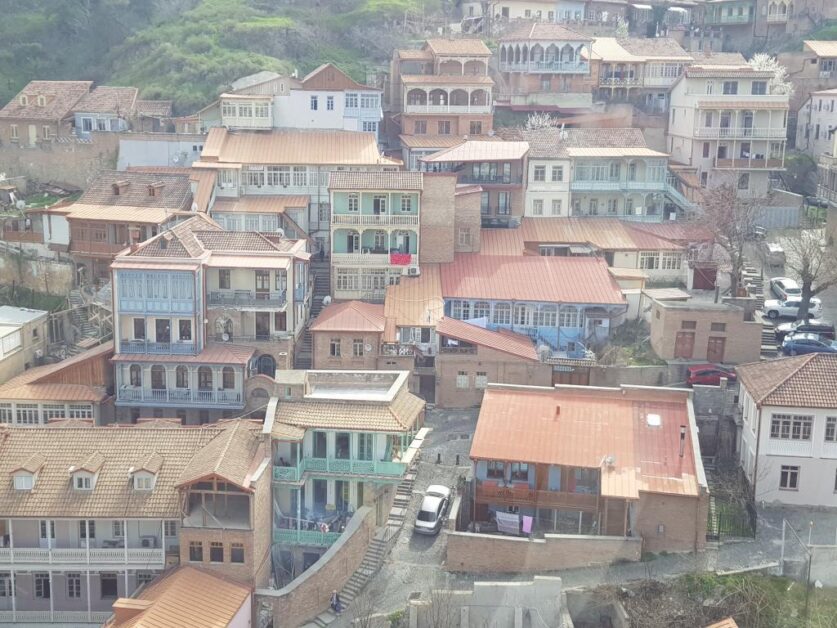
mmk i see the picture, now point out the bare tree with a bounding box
[427,588,457,628]
[350,590,378,628]
[525,112,556,130]
[699,183,761,297]
[781,229,837,320]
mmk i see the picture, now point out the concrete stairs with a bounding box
[294,260,331,369]
[303,469,418,627]
[68,289,97,340]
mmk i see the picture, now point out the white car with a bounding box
[413,485,451,535]
[763,297,823,320]
[770,277,801,300]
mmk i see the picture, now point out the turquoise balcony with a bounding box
[273,457,407,482]
[273,528,342,547]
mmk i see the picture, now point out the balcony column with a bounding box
[86,520,90,566]
[9,567,15,621]
[86,570,91,622]
[48,570,54,621]
[123,518,129,595]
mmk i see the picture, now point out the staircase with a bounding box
[294,260,331,369]
[303,468,418,627]
[68,289,97,341]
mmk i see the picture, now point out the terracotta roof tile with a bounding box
[302,63,378,91]
[194,231,282,252]
[736,354,837,408]
[210,195,309,214]
[74,86,138,115]
[440,254,626,305]
[329,171,423,191]
[517,127,646,158]
[176,420,263,489]
[0,80,92,121]
[435,318,537,361]
[108,565,251,628]
[135,100,173,117]
[616,37,690,59]
[396,49,434,60]
[425,38,492,56]
[502,22,591,42]
[75,170,192,210]
[310,301,386,333]
[399,134,500,149]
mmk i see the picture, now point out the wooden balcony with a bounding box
[476,482,599,512]
[715,157,784,170]
[2,228,43,243]
[69,239,129,257]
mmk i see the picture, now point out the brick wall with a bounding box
[262,506,376,628]
[311,330,382,370]
[420,174,457,264]
[400,114,493,136]
[445,531,641,573]
[454,189,481,253]
[635,490,708,554]
[435,346,552,408]
[251,449,274,588]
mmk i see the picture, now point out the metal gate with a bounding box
[706,495,756,541]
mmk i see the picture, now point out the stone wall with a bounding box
[260,506,376,628]
[454,187,481,254]
[0,132,120,188]
[0,248,75,296]
[420,174,457,264]
[445,531,641,573]
[636,491,709,554]
[589,364,690,388]
[311,330,382,370]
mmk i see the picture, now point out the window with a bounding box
[231,543,245,563]
[703,142,710,158]
[770,414,813,440]
[353,338,364,357]
[493,303,511,325]
[79,520,95,539]
[551,165,564,182]
[42,125,50,139]
[219,269,231,289]
[722,81,738,95]
[179,320,192,342]
[661,252,682,270]
[210,542,224,563]
[134,474,154,490]
[35,573,50,599]
[738,173,750,190]
[681,320,697,330]
[361,94,378,108]
[510,463,529,481]
[551,199,562,215]
[164,520,177,537]
[112,521,124,538]
[175,366,189,389]
[358,432,373,461]
[559,308,578,327]
[475,371,488,389]
[137,571,155,585]
[254,103,269,118]
[14,474,33,490]
[67,573,81,599]
[198,367,213,390]
[16,403,39,425]
[451,300,471,320]
[400,196,412,212]
[0,403,10,424]
[362,121,378,133]
[532,199,544,215]
[457,227,472,247]
[700,172,708,188]
[472,301,490,319]
[310,95,318,110]
[514,304,530,326]
[470,121,482,135]
[710,322,726,332]
[639,252,659,269]
[779,465,799,490]
[189,541,203,562]
[96,118,107,131]
[330,338,341,357]
[456,371,469,389]
[533,166,546,182]
[101,573,118,599]
[10,124,18,140]
[42,404,65,421]
[487,461,504,479]
[437,120,451,134]
[346,192,360,213]
[326,95,334,110]
[752,81,767,95]
[826,417,837,442]
[75,475,92,490]
[345,93,358,109]
[414,120,426,134]
[536,305,557,327]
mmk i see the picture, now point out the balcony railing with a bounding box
[816,185,837,204]
[766,13,788,22]
[694,127,788,139]
[273,528,342,547]
[344,106,383,119]
[116,387,243,406]
[69,240,129,256]
[458,175,523,185]
[0,546,164,566]
[331,252,391,265]
[331,214,420,227]
[599,77,642,87]
[571,180,666,192]
[118,297,195,315]
[404,103,492,114]
[500,61,590,74]
[439,346,477,354]
[380,343,416,356]
[221,115,272,129]
[2,228,43,243]
[704,13,752,24]
[0,611,114,624]
[208,290,287,307]
[475,483,599,512]
[215,333,290,343]
[715,157,784,169]
[120,340,197,355]
[642,75,679,88]
[273,457,407,482]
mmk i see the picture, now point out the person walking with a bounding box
[330,590,342,614]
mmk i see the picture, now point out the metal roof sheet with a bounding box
[210,195,309,214]
[384,265,445,330]
[310,301,386,333]
[804,40,837,58]
[425,38,492,56]
[501,22,591,43]
[422,140,529,163]
[435,318,538,361]
[517,217,683,252]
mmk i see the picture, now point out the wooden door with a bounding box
[536,465,550,491]
[707,336,726,363]
[674,331,695,359]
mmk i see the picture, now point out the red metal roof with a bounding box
[435,317,537,361]
[112,343,254,365]
[470,386,701,499]
[310,301,385,333]
[440,254,625,306]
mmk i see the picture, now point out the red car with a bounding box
[687,365,737,386]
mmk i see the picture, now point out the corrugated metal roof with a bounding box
[805,40,837,58]
[210,195,309,214]
[736,354,837,409]
[627,222,713,243]
[425,38,492,56]
[329,171,423,191]
[202,127,390,165]
[479,229,527,256]
[502,22,591,43]
[435,318,537,361]
[440,254,625,305]
[422,140,529,163]
[384,265,445,329]
[112,343,254,365]
[470,386,700,499]
[517,217,683,252]
[310,301,386,333]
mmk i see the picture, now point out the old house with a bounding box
[0,80,92,146]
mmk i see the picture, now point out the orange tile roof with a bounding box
[302,63,379,91]
[74,86,138,115]
[210,195,309,214]
[107,566,251,628]
[736,354,837,409]
[176,420,263,490]
[626,222,714,244]
[384,265,445,333]
[310,301,385,333]
[397,49,434,61]
[439,254,625,305]
[517,218,683,251]
[471,385,701,499]
[329,171,423,191]
[0,80,92,121]
[112,343,254,365]
[435,317,537,361]
[425,38,492,56]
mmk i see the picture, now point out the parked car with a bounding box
[414,485,451,536]
[746,225,767,241]
[761,242,786,267]
[769,277,801,300]
[763,297,823,320]
[774,319,835,344]
[781,333,837,356]
[687,365,737,386]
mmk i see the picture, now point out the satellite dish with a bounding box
[275,227,285,238]
[322,295,332,307]
[222,333,230,342]
[364,344,372,353]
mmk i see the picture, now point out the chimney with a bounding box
[719,376,728,390]
[679,425,687,457]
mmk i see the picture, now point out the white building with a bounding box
[667,63,790,198]
[795,88,837,160]
[737,354,837,507]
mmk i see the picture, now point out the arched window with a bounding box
[150,365,166,390]
[257,354,276,377]
[222,366,235,389]
[175,366,189,389]
[129,365,141,387]
[198,367,213,390]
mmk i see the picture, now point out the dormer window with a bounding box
[70,451,103,491]
[75,474,93,490]
[19,95,28,106]
[131,453,162,491]
[14,473,34,491]
[37,95,46,106]
[12,454,44,490]
[134,472,155,491]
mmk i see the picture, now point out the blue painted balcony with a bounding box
[208,290,286,308]
[273,457,407,482]
[116,387,244,407]
[273,528,342,547]
[120,340,197,355]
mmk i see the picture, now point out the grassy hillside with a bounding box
[0,0,444,114]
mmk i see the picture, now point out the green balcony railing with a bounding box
[273,528,342,547]
[273,457,407,482]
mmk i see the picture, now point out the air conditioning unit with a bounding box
[404,266,421,277]
[140,535,158,549]
[34,349,43,359]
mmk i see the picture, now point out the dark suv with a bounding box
[774,319,836,345]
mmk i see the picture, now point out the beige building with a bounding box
[0,80,91,145]
[310,301,385,370]
[0,306,48,385]
[650,298,762,364]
